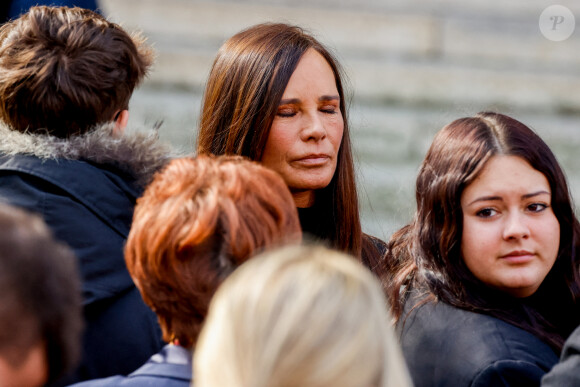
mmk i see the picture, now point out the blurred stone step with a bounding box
[100,0,437,56]
[102,0,580,113]
[137,47,580,113]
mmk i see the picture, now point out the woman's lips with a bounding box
[292,154,330,167]
[500,250,534,264]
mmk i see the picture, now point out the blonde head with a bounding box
[194,244,412,387]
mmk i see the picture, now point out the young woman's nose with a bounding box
[300,112,326,142]
[502,212,530,240]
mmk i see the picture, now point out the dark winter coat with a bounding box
[399,293,559,387]
[0,124,172,385]
[542,324,580,386]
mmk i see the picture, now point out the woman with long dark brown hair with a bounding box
[385,112,580,386]
[197,22,385,272]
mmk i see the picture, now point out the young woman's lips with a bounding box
[500,250,534,264]
[293,154,330,167]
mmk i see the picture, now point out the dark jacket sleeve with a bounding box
[0,159,164,385]
[541,326,580,387]
[472,360,549,387]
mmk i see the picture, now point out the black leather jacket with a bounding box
[542,325,580,386]
[399,295,559,387]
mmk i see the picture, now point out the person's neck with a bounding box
[292,190,315,208]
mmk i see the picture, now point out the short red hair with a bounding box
[125,155,301,347]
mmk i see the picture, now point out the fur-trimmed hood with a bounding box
[0,122,176,187]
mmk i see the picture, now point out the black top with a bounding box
[542,324,580,386]
[297,206,387,271]
[298,206,333,245]
[399,291,559,387]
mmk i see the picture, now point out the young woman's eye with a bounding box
[476,208,497,218]
[527,203,548,213]
[276,107,296,117]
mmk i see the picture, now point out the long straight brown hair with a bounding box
[385,112,580,351]
[197,23,379,264]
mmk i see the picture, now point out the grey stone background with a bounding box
[100,0,580,241]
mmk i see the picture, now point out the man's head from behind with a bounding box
[0,6,153,137]
[0,204,83,387]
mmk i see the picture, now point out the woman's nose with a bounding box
[502,212,530,240]
[300,112,326,142]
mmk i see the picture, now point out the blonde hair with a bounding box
[194,245,412,387]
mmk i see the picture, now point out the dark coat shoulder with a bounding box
[399,298,559,387]
[0,125,172,384]
[542,324,580,386]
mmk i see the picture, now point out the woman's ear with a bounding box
[113,109,129,136]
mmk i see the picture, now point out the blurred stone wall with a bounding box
[100,0,580,239]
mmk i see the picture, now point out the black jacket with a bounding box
[542,324,580,386]
[399,295,559,387]
[297,206,387,269]
[0,124,171,384]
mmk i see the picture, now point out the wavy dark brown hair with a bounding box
[0,6,153,137]
[125,155,302,348]
[197,23,383,268]
[385,112,580,351]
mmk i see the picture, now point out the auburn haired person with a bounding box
[71,155,302,386]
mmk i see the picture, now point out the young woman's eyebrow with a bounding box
[467,196,501,206]
[467,190,551,206]
[522,190,550,200]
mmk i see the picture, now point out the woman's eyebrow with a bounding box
[467,195,502,206]
[279,98,300,105]
[319,95,339,102]
[467,190,551,206]
[522,190,551,200]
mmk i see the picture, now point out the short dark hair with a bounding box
[0,6,153,137]
[0,204,83,384]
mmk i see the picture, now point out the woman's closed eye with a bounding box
[319,104,338,114]
[276,107,297,117]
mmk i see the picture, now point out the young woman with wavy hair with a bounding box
[197,23,386,272]
[385,112,580,387]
